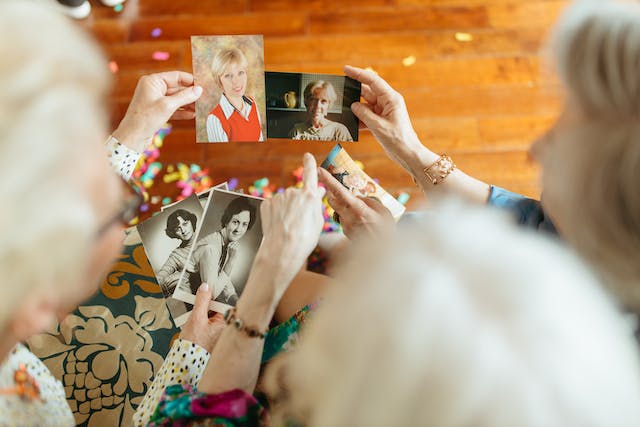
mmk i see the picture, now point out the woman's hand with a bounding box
[344,65,437,173]
[112,71,203,153]
[318,167,394,240]
[179,283,226,353]
[256,153,326,295]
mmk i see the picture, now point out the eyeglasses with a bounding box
[96,192,143,236]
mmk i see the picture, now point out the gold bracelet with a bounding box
[422,154,456,185]
[223,307,267,339]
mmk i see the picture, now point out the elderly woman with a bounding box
[0,1,204,424]
[206,47,264,142]
[288,80,354,142]
[148,203,640,427]
[321,0,640,312]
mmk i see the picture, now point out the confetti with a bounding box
[397,192,410,205]
[114,3,123,12]
[108,61,118,73]
[150,28,162,38]
[455,32,473,42]
[228,177,239,190]
[402,55,416,67]
[152,51,170,61]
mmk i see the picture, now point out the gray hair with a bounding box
[267,202,640,427]
[546,0,640,307]
[0,1,111,330]
[303,81,337,109]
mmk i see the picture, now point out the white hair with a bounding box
[0,1,111,330]
[268,202,640,427]
[545,0,640,307]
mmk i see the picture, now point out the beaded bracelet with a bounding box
[223,307,267,339]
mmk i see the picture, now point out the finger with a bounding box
[318,167,362,211]
[170,110,196,121]
[344,65,394,96]
[302,153,319,193]
[260,199,272,234]
[360,83,377,106]
[156,71,195,88]
[166,86,203,112]
[193,282,213,320]
[360,196,392,216]
[351,102,385,129]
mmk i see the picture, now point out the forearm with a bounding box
[197,253,285,395]
[398,140,491,204]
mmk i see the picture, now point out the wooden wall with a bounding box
[84,0,570,207]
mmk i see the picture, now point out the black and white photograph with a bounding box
[173,189,263,313]
[160,182,228,212]
[265,71,361,141]
[136,194,203,326]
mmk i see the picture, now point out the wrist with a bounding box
[402,141,440,180]
[112,122,148,154]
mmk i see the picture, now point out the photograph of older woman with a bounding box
[289,81,354,141]
[174,190,263,311]
[191,35,266,143]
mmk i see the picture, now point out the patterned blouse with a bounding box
[135,304,315,426]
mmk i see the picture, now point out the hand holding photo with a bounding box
[321,144,405,219]
[173,189,264,313]
[266,72,360,141]
[192,35,266,143]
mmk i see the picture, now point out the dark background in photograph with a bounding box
[265,72,361,140]
[195,190,263,298]
[137,194,203,284]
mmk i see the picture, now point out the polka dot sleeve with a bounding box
[132,338,210,427]
[105,135,142,181]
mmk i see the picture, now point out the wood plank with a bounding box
[263,29,545,67]
[373,56,536,89]
[104,41,187,74]
[251,0,390,12]
[129,14,307,42]
[403,84,563,118]
[265,34,431,65]
[85,19,130,44]
[309,6,489,34]
[137,0,248,17]
[487,1,568,29]
[478,114,556,148]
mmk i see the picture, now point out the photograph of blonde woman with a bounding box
[192,35,266,143]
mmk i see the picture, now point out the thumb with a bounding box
[360,196,391,216]
[167,85,203,110]
[351,102,381,128]
[193,282,212,319]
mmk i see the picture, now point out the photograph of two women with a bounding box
[192,35,361,143]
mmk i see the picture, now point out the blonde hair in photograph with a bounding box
[0,1,111,331]
[266,202,640,427]
[210,47,248,89]
[548,0,640,307]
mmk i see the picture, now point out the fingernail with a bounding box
[193,85,203,96]
[199,282,209,292]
